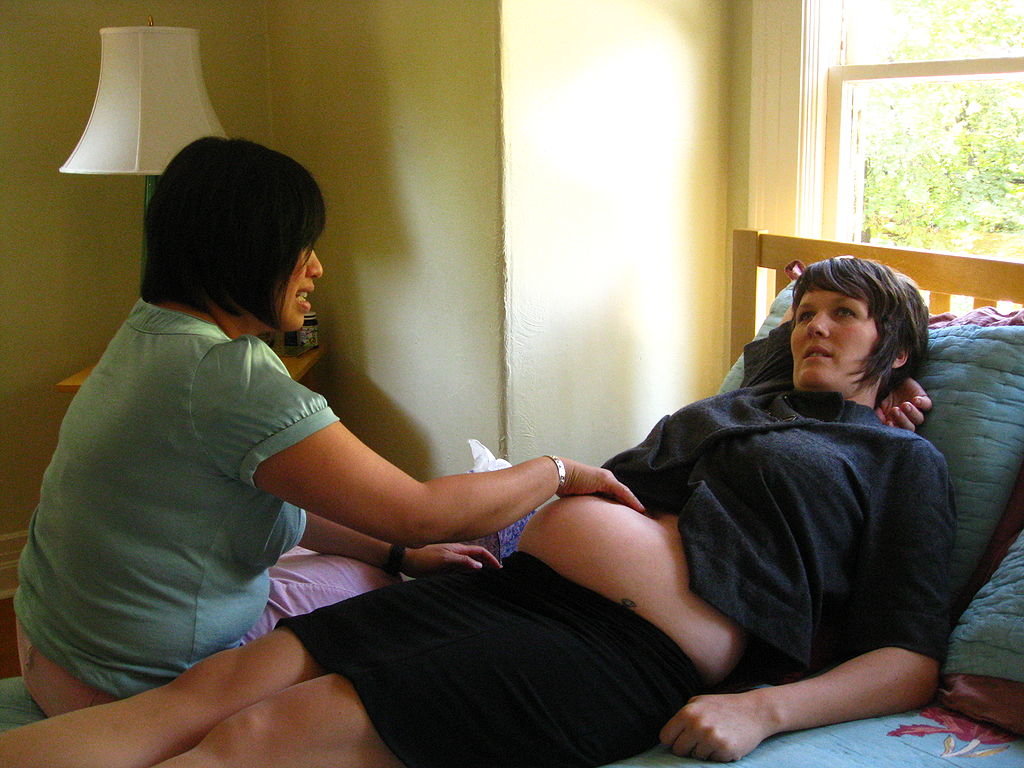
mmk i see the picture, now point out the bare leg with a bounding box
[153,673,404,768]
[0,629,322,768]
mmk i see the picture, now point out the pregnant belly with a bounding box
[518,496,746,685]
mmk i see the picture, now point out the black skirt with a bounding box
[278,552,702,768]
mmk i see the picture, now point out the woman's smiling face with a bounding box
[278,249,323,332]
[789,289,888,407]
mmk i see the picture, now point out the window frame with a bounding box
[750,0,1024,242]
[822,55,1024,243]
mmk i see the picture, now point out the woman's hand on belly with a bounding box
[519,496,746,685]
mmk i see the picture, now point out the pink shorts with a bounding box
[16,619,116,717]
[15,548,397,717]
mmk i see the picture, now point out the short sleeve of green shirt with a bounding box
[190,335,338,484]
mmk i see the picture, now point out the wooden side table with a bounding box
[0,597,17,678]
[56,346,325,393]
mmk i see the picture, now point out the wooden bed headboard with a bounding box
[731,229,1024,360]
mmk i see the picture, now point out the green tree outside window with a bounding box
[850,0,1024,262]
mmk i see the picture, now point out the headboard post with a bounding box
[731,229,765,361]
[730,228,1024,367]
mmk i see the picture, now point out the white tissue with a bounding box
[465,439,533,559]
[468,439,512,473]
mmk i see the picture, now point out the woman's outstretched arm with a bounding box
[255,421,644,547]
[299,512,501,575]
[659,646,939,762]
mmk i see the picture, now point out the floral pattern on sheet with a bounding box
[888,706,1015,758]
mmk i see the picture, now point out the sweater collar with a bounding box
[768,389,880,426]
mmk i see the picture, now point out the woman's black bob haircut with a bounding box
[791,256,929,404]
[142,137,325,328]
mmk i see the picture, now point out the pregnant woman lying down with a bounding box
[0,256,954,767]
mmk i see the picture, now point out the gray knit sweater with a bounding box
[604,325,955,673]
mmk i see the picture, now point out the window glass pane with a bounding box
[847,77,1024,261]
[846,0,1024,63]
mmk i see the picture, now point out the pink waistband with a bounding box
[15,619,117,717]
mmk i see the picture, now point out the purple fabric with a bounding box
[242,547,399,644]
[466,510,536,560]
[930,306,1024,328]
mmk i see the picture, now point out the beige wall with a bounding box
[1,0,746,537]
[0,1,273,536]
[265,0,506,480]
[502,0,733,465]
[727,0,753,249]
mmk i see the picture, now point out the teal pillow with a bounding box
[0,677,44,733]
[916,324,1024,596]
[945,530,1024,683]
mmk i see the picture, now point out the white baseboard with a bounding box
[0,530,26,600]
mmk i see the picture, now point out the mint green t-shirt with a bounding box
[16,300,339,697]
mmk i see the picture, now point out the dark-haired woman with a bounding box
[1,256,955,767]
[13,137,642,717]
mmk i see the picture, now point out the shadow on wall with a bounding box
[269,3,425,472]
[309,353,433,481]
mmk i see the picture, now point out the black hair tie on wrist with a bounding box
[383,543,406,575]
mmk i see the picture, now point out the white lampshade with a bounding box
[61,26,225,175]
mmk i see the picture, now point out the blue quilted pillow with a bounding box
[945,530,1024,682]
[915,324,1024,596]
[0,677,44,732]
